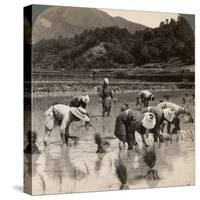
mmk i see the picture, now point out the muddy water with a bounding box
[25,133,194,195]
[25,90,195,195]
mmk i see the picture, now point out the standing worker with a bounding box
[99,78,116,117]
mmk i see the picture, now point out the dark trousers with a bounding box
[167,117,180,134]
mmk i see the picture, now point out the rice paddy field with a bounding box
[24,89,195,195]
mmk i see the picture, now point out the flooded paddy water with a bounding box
[24,90,195,195]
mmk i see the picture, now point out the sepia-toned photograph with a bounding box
[24,4,195,195]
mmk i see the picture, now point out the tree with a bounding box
[169,18,176,26]
[159,21,165,27]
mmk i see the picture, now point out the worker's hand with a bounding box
[85,121,91,131]
[43,134,50,147]
[113,98,117,103]
[43,140,48,147]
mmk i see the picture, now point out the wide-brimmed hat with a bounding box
[163,108,175,122]
[70,107,90,122]
[142,112,156,129]
[103,78,109,84]
[82,95,90,104]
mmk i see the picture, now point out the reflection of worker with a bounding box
[24,130,40,154]
[143,106,175,142]
[157,102,187,134]
[114,109,156,149]
[99,78,116,117]
[43,104,90,146]
[69,95,90,109]
[136,90,155,109]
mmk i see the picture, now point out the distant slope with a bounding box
[33,16,194,71]
[114,16,146,33]
[32,6,146,43]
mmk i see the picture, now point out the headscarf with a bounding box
[142,112,156,129]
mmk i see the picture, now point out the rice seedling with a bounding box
[180,130,184,141]
[39,173,46,193]
[170,134,173,144]
[143,147,160,181]
[163,94,170,101]
[58,174,63,192]
[186,129,194,142]
[102,124,105,134]
[114,156,129,190]
[84,161,90,175]
[74,168,77,190]
[109,158,113,168]
[94,133,106,153]
[176,134,179,142]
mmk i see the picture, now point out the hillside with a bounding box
[33,16,194,71]
[32,6,146,43]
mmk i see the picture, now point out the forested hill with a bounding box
[33,16,194,71]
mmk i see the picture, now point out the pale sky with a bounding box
[100,8,179,28]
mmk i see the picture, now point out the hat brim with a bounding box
[70,107,90,122]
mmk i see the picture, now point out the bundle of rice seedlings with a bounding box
[94,133,106,153]
[114,156,129,190]
[143,148,156,169]
[143,148,160,181]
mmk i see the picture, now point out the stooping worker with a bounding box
[157,101,188,134]
[99,78,116,117]
[143,106,175,142]
[43,104,90,146]
[136,89,155,109]
[114,109,156,150]
[69,94,90,109]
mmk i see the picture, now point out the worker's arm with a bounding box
[60,116,70,135]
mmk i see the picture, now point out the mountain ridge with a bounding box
[33,16,194,71]
[32,6,147,43]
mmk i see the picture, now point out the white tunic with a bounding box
[44,104,72,134]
